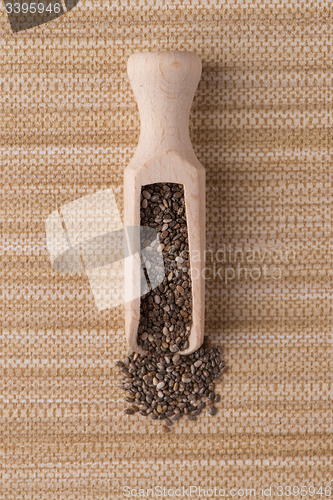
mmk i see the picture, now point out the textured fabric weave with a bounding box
[0,0,332,498]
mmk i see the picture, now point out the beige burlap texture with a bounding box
[1,1,332,498]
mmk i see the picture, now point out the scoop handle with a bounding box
[127,51,202,157]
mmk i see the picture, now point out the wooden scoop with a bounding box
[124,50,205,356]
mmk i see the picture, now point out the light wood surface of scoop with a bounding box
[124,50,205,355]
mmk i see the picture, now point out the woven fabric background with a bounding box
[1,0,332,498]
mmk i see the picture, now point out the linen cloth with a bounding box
[0,0,332,498]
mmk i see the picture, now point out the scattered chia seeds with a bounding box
[117,337,228,426]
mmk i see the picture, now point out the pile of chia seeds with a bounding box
[116,337,227,432]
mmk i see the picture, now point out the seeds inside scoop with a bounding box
[137,183,192,354]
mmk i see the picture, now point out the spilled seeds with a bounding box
[117,337,228,426]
